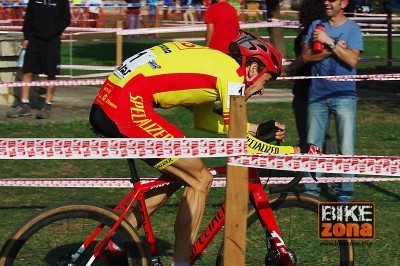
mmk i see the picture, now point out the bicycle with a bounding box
[0,133,354,265]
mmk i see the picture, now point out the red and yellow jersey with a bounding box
[93,41,295,155]
[94,41,246,135]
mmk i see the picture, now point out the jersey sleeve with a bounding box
[193,103,227,134]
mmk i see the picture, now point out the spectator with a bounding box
[193,0,203,21]
[260,0,269,21]
[357,0,373,13]
[162,0,174,21]
[3,0,24,26]
[86,0,102,28]
[182,0,195,24]
[125,0,141,35]
[6,0,70,119]
[146,0,157,28]
[301,0,363,202]
[285,0,325,146]
[204,0,239,54]
[71,0,87,27]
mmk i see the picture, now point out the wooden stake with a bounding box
[116,20,123,66]
[223,96,248,266]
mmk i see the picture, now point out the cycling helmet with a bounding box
[229,30,282,87]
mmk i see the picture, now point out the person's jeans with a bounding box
[304,97,356,197]
[127,13,140,30]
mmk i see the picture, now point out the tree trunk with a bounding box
[267,0,287,57]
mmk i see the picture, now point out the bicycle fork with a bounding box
[249,184,295,266]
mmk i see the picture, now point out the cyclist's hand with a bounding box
[255,120,286,143]
[294,143,321,154]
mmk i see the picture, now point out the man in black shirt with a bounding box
[7,0,70,119]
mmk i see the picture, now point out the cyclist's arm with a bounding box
[193,104,299,154]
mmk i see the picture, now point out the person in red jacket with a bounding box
[204,0,239,54]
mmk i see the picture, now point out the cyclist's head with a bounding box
[229,30,282,89]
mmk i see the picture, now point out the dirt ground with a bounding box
[0,85,98,123]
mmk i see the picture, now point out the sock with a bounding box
[45,101,52,105]
[21,99,29,104]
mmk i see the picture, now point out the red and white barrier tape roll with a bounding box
[228,155,400,177]
[0,138,247,159]
[1,177,399,188]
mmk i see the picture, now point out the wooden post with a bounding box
[223,96,248,266]
[116,20,123,66]
[240,0,246,23]
[387,12,392,67]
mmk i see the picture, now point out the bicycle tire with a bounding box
[216,193,354,266]
[0,203,150,266]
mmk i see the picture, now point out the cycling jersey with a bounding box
[91,41,294,169]
[94,41,245,136]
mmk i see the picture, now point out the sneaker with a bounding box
[336,196,351,202]
[6,103,31,118]
[36,103,51,119]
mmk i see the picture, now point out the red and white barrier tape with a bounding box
[279,73,400,81]
[0,138,247,159]
[1,138,399,176]
[1,177,399,188]
[60,65,115,71]
[228,155,400,176]
[1,73,399,88]
[0,79,104,87]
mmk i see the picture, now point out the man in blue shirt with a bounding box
[301,0,363,202]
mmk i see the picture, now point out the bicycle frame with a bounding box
[78,166,294,265]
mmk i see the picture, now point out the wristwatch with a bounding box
[329,41,337,50]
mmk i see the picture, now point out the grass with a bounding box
[0,101,399,265]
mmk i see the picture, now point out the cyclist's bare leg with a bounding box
[160,158,213,263]
[124,157,212,262]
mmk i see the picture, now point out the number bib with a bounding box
[114,50,157,80]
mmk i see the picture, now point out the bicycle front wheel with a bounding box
[217,193,354,265]
[0,203,150,266]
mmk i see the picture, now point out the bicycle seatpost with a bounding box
[128,159,140,183]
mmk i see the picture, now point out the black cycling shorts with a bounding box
[89,104,162,168]
[22,35,61,77]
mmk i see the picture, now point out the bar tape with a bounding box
[0,177,399,188]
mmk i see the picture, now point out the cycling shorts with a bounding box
[90,103,181,171]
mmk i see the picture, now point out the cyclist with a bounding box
[90,30,319,265]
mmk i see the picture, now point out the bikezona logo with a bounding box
[318,202,375,240]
